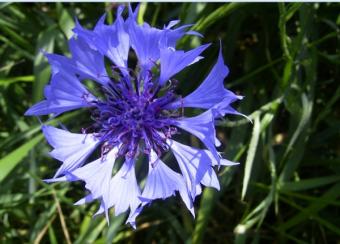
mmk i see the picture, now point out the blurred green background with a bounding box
[0,2,339,243]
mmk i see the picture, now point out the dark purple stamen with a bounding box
[90,70,180,159]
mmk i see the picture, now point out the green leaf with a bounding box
[192,188,218,244]
[33,25,58,102]
[280,175,340,192]
[0,134,43,182]
[193,3,244,33]
[137,3,148,25]
[0,25,33,52]
[0,75,34,86]
[180,3,245,45]
[241,115,260,200]
[279,94,313,182]
[0,35,34,60]
[279,183,340,230]
[57,3,75,39]
[74,218,108,244]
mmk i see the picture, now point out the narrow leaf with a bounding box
[241,115,260,200]
[0,134,43,182]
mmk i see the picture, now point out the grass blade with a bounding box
[241,115,260,200]
[0,134,43,183]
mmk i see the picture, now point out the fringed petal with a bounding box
[141,150,184,200]
[25,70,96,116]
[211,97,252,122]
[70,148,118,200]
[127,20,163,70]
[168,45,242,110]
[74,194,94,206]
[127,5,204,72]
[172,110,220,162]
[95,158,141,220]
[159,44,210,86]
[73,6,129,70]
[141,150,195,216]
[168,139,220,199]
[42,125,99,177]
[69,37,109,85]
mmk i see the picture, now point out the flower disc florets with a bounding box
[25,4,247,229]
[91,71,179,158]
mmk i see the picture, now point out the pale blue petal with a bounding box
[140,150,195,216]
[165,20,180,29]
[43,175,73,183]
[126,204,145,229]
[172,110,221,162]
[159,23,203,48]
[44,53,74,76]
[177,180,195,217]
[168,46,242,110]
[73,7,129,70]
[127,20,163,69]
[96,159,141,218]
[211,98,252,122]
[70,148,117,199]
[127,5,203,71]
[42,125,100,177]
[159,44,210,86]
[93,8,129,69]
[216,158,240,167]
[72,18,97,49]
[74,194,94,205]
[200,168,220,190]
[141,150,185,200]
[25,70,96,116]
[69,37,109,85]
[70,148,117,220]
[128,3,140,20]
[168,139,220,198]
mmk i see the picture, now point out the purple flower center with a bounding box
[90,71,180,158]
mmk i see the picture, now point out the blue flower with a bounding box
[26,5,245,228]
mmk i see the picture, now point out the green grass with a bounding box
[0,3,339,243]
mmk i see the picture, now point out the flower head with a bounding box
[26,5,245,228]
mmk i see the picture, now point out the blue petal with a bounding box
[172,110,221,162]
[169,46,242,110]
[128,3,140,20]
[211,97,252,122]
[93,9,129,69]
[168,139,220,198]
[74,194,94,206]
[140,150,195,216]
[214,157,240,167]
[97,158,141,218]
[159,23,203,49]
[43,53,75,76]
[177,182,195,217]
[127,20,163,69]
[126,205,144,229]
[159,44,210,86]
[42,125,100,177]
[43,175,69,183]
[71,148,117,199]
[141,150,185,200]
[73,7,129,70]
[72,18,96,49]
[164,20,180,29]
[70,148,118,221]
[200,168,220,189]
[69,37,109,85]
[25,70,96,116]
[127,5,203,71]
